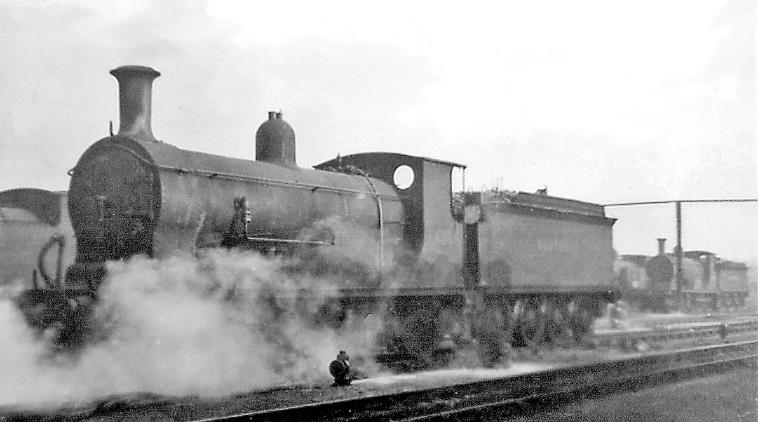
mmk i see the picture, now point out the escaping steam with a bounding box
[0,248,385,407]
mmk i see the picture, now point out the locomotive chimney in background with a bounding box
[110,65,161,142]
[256,111,296,166]
[656,238,666,255]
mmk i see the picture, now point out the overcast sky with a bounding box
[0,0,755,259]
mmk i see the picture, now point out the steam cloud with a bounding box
[0,248,385,407]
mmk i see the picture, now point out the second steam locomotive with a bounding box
[615,238,749,313]
[19,65,617,364]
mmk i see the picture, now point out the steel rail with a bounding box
[630,312,758,328]
[594,318,758,347]
[192,340,757,422]
[3,327,754,421]
[404,349,758,421]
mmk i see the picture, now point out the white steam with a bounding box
[0,248,384,407]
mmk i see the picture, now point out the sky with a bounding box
[0,0,756,260]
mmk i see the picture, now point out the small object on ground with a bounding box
[329,350,352,386]
[717,323,729,343]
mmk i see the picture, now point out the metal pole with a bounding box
[675,201,683,309]
[462,167,466,193]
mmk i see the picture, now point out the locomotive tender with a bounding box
[22,65,617,363]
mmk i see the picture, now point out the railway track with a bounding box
[196,340,758,422]
[2,315,756,421]
[594,315,758,348]
[628,312,758,328]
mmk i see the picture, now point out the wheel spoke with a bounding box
[571,302,594,343]
[546,301,569,344]
[515,299,545,347]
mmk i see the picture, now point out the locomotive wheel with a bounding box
[726,295,737,312]
[695,300,705,314]
[545,300,570,344]
[437,307,464,343]
[683,293,693,313]
[737,295,746,309]
[500,300,517,342]
[432,306,464,367]
[710,295,719,313]
[476,301,511,367]
[515,298,546,347]
[397,302,441,361]
[571,301,594,344]
[664,294,677,313]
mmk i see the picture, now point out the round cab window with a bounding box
[393,165,415,190]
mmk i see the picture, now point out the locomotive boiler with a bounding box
[23,65,618,364]
[67,66,403,282]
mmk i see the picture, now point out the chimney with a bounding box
[109,65,161,142]
[656,238,666,255]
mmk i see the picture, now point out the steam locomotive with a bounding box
[0,189,74,289]
[17,65,618,365]
[615,238,749,313]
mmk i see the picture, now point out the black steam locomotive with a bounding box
[0,189,74,289]
[615,238,750,313]
[18,65,617,364]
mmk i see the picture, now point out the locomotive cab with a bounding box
[316,152,467,278]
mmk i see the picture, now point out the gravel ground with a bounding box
[2,343,703,421]
[507,362,758,422]
[51,347,757,421]
[4,314,754,421]
[19,362,553,421]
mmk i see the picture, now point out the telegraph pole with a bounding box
[675,201,683,294]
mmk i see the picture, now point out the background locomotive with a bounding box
[614,238,750,313]
[0,189,74,289]
[18,65,617,365]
